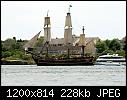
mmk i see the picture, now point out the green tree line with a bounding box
[96,38,126,57]
[1,36,44,64]
[1,37,126,64]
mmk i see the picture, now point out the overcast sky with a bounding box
[1,1,126,41]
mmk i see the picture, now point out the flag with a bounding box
[69,5,72,7]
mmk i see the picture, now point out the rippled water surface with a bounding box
[1,65,126,86]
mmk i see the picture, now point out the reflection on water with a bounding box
[1,64,126,86]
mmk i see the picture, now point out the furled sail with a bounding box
[23,31,41,50]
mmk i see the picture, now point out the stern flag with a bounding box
[68,5,72,13]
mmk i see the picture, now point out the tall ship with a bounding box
[23,6,97,66]
[24,32,97,66]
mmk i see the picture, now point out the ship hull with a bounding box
[32,56,96,66]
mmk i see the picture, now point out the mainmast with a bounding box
[64,5,72,58]
[64,5,73,44]
[43,10,51,58]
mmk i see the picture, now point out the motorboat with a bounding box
[96,53,126,66]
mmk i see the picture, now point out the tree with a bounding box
[109,39,122,51]
[120,37,126,51]
[115,50,125,57]
[14,42,24,50]
[104,39,111,48]
[102,49,114,55]
[96,41,108,53]
[123,44,126,51]
[2,38,16,50]
[2,51,12,58]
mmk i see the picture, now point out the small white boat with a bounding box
[96,54,126,66]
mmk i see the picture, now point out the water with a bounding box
[1,65,126,86]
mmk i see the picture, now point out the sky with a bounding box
[1,1,126,41]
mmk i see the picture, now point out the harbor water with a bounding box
[1,64,126,86]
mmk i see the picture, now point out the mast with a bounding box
[64,5,73,45]
[39,10,51,58]
[81,26,85,57]
[46,10,49,43]
[67,47,70,59]
[82,26,85,34]
[46,10,49,58]
[44,10,51,43]
[64,5,72,59]
[47,10,49,17]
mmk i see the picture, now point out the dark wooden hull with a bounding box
[32,56,96,66]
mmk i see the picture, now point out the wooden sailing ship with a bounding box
[24,30,97,66]
[23,9,97,66]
